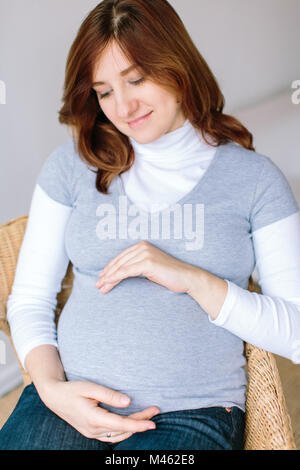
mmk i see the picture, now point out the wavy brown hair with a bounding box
[59,0,255,194]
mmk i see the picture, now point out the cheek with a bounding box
[148,88,177,112]
[142,83,165,105]
[99,101,114,120]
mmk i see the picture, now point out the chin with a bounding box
[127,127,159,143]
[136,133,162,144]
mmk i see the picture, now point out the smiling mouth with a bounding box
[128,111,153,127]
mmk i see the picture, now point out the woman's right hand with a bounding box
[38,379,160,443]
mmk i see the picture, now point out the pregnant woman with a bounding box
[1,0,299,450]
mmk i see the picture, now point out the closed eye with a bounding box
[98,78,145,100]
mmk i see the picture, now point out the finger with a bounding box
[102,260,145,284]
[129,406,160,420]
[98,431,134,443]
[100,241,150,277]
[79,382,132,409]
[101,251,142,280]
[97,255,146,291]
[101,243,141,273]
[96,406,160,443]
[97,277,120,292]
[97,408,156,433]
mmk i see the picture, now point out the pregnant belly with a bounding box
[57,275,242,390]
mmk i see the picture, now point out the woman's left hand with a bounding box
[95,241,196,294]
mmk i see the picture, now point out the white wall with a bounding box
[1,0,299,225]
[0,0,299,395]
[235,90,300,204]
[177,0,300,113]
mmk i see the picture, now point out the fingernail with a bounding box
[147,423,156,430]
[120,395,130,404]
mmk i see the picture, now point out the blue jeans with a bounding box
[0,383,245,450]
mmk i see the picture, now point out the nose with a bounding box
[115,90,139,121]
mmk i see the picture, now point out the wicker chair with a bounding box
[0,215,297,450]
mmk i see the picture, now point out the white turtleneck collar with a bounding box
[128,119,213,162]
[120,119,217,213]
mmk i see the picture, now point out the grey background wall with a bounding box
[1,0,299,225]
[0,0,299,393]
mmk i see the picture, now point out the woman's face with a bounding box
[92,42,186,143]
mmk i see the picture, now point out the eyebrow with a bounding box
[92,64,138,87]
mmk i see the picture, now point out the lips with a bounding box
[128,111,152,128]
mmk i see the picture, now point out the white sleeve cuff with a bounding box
[208,280,238,326]
[208,279,300,362]
[20,340,59,372]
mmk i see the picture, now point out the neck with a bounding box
[129,119,215,163]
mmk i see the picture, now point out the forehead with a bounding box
[93,42,134,81]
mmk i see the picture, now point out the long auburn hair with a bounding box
[59,0,255,195]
